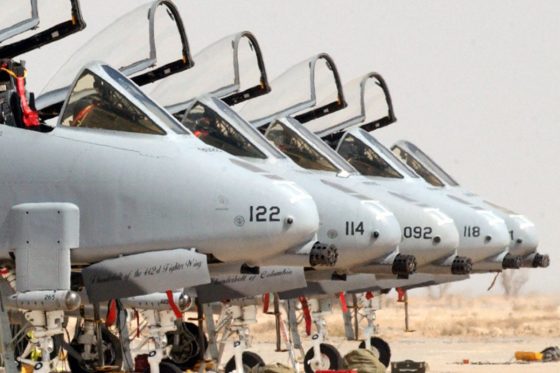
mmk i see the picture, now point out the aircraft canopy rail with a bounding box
[149,31,270,115]
[0,0,85,59]
[391,140,459,187]
[36,0,192,118]
[238,53,346,127]
[337,128,418,179]
[265,117,357,175]
[306,72,396,143]
[58,62,188,136]
[181,95,286,159]
[0,0,38,43]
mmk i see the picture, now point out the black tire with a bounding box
[224,351,265,373]
[304,343,342,373]
[163,322,208,370]
[66,326,123,373]
[359,336,391,367]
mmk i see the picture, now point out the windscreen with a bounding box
[60,69,165,135]
[182,101,266,159]
[265,120,339,172]
[338,133,403,178]
[392,145,445,187]
[0,0,38,43]
[150,32,266,113]
[358,130,418,178]
[239,54,342,126]
[289,118,357,174]
[39,1,187,109]
[393,141,459,186]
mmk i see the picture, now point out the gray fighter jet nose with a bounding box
[239,177,320,262]
[399,207,460,266]
[460,210,510,262]
[279,181,321,241]
[368,202,402,255]
[507,215,539,257]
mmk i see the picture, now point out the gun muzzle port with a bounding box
[451,256,473,275]
[502,253,522,269]
[392,254,417,276]
[309,242,338,267]
[533,253,550,268]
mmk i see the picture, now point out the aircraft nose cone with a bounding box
[411,208,460,266]
[508,215,539,257]
[277,182,320,246]
[372,208,401,253]
[476,212,511,260]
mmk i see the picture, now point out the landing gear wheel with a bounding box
[163,322,208,370]
[224,351,265,373]
[304,343,342,373]
[359,337,391,367]
[66,325,123,373]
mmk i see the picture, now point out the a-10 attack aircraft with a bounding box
[302,71,548,272]
[0,3,328,373]
[144,35,475,371]
[39,20,466,370]
[0,2,547,373]
[391,140,548,269]
[148,45,467,278]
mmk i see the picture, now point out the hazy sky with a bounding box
[17,1,560,295]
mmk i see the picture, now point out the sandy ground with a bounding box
[220,293,560,373]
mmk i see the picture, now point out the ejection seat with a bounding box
[0,0,86,131]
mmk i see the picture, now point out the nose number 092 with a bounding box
[403,226,433,239]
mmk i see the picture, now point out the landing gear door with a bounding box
[149,31,269,115]
[306,73,396,144]
[0,0,85,59]
[239,53,346,128]
[36,0,192,118]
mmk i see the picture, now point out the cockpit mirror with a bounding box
[0,0,85,59]
[37,0,192,118]
[239,53,346,128]
[149,31,269,115]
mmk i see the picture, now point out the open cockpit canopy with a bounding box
[0,0,85,59]
[391,140,459,187]
[59,62,188,135]
[265,117,357,174]
[239,54,345,127]
[150,31,269,115]
[181,95,284,159]
[336,129,418,179]
[306,72,395,142]
[0,0,38,44]
[37,0,192,117]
